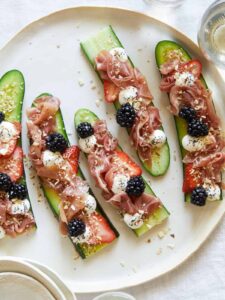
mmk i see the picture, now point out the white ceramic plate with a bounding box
[0,257,67,299]
[0,272,55,300]
[24,258,76,300]
[0,6,224,293]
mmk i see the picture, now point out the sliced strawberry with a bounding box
[63,146,80,174]
[111,150,142,177]
[0,146,23,182]
[89,212,117,244]
[182,163,202,193]
[179,60,202,78]
[103,80,120,103]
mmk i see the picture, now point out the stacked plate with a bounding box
[0,257,76,300]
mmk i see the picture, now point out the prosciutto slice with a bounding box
[27,96,96,236]
[159,57,225,186]
[94,120,118,152]
[131,106,161,163]
[88,150,111,193]
[27,96,60,126]
[95,50,153,101]
[108,192,160,216]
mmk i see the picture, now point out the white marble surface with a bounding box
[0,0,224,299]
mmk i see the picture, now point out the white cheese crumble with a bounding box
[118,86,138,105]
[110,47,128,62]
[79,135,96,153]
[0,121,17,143]
[0,226,5,239]
[83,194,97,214]
[72,226,91,243]
[149,130,167,148]
[182,135,212,152]
[124,213,143,229]
[174,72,195,87]
[111,174,129,194]
[42,150,64,168]
[10,199,30,215]
[203,183,221,201]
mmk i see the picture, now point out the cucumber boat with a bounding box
[75,108,169,237]
[27,94,118,259]
[155,41,224,205]
[0,70,36,239]
[80,26,170,177]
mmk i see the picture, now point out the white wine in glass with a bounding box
[198,0,225,68]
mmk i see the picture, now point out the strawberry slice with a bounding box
[182,163,202,193]
[178,60,202,78]
[103,80,120,103]
[89,212,117,244]
[0,146,23,182]
[111,150,142,177]
[63,146,80,174]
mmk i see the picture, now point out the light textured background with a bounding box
[0,0,224,299]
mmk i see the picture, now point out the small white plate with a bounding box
[24,258,76,300]
[0,257,66,300]
[0,272,55,300]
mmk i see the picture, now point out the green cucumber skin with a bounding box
[80,25,170,177]
[32,94,118,259]
[155,40,222,202]
[0,70,36,230]
[75,108,169,237]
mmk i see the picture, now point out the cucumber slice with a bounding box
[75,108,169,237]
[155,40,222,202]
[0,70,36,231]
[31,94,119,259]
[81,26,170,177]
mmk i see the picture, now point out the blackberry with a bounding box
[191,186,208,206]
[68,218,86,237]
[46,133,68,153]
[8,183,27,200]
[77,122,94,138]
[179,106,196,122]
[126,176,145,197]
[116,103,136,128]
[0,173,12,192]
[188,118,209,137]
[0,112,5,124]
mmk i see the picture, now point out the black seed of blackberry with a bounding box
[8,183,27,200]
[126,176,145,197]
[0,112,5,124]
[191,186,208,206]
[77,122,94,138]
[68,218,86,237]
[179,106,196,122]
[0,173,12,192]
[116,103,136,128]
[46,133,68,153]
[188,118,209,137]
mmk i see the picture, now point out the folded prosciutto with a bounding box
[76,115,165,232]
[159,53,225,206]
[94,49,167,168]
[27,96,117,251]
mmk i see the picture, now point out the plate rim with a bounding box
[0,5,224,293]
